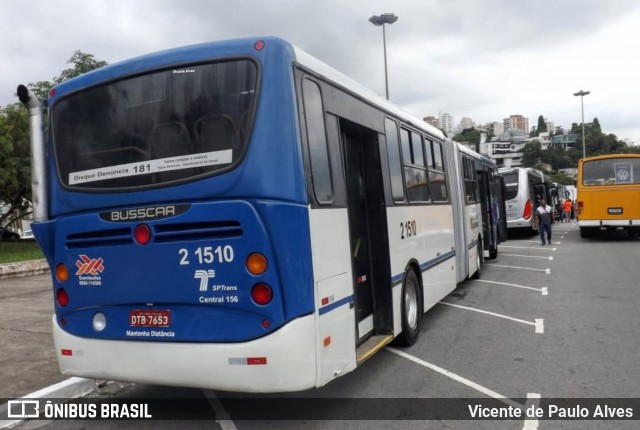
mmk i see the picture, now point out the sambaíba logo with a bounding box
[76,255,104,276]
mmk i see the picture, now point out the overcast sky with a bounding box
[3,0,640,143]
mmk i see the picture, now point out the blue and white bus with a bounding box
[20,37,504,393]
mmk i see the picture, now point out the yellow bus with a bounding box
[577,154,640,238]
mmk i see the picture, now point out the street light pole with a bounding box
[369,13,398,100]
[573,90,590,159]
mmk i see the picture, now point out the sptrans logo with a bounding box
[76,255,105,286]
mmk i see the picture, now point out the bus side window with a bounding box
[302,79,333,204]
[402,128,429,203]
[384,118,405,202]
[429,141,448,202]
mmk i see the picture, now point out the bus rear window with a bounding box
[52,59,258,189]
[503,172,519,200]
[583,158,640,186]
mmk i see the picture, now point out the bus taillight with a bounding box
[56,263,69,283]
[56,289,69,307]
[577,201,584,215]
[251,283,272,305]
[523,199,532,220]
[246,253,267,275]
[134,224,151,245]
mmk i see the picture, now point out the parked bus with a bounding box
[577,154,640,238]
[20,37,504,393]
[498,167,557,234]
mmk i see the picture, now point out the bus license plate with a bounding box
[129,310,171,327]
[608,207,623,214]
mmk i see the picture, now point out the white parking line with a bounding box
[439,302,544,334]
[523,393,542,430]
[524,240,560,245]
[203,390,238,430]
[468,279,548,296]
[501,245,557,252]
[487,263,551,274]
[500,254,554,261]
[385,347,523,409]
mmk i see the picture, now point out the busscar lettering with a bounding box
[111,206,176,221]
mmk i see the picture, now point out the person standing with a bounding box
[537,198,554,245]
[563,199,573,223]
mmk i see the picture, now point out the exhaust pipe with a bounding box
[17,85,48,221]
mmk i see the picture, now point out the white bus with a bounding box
[22,37,505,392]
[499,167,556,234]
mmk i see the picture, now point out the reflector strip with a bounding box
[318,295,353,316]
[61,349,73,356]
[228,357,268,365]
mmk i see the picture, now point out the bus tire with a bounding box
[580,227,593,238]
[396,269,421,346]
[471,241,482,279]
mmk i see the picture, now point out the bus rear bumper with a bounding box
[52,314,318,393]
[507,218,533,229]
[579,220,640,227]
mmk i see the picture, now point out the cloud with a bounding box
[3,0,640,143]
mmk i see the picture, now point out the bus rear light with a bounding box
[523,199,532,220]
[134,224,151,245]
[56,289,69,307]
[251,283,272,305]
[254,40,265,51]
[55,263,69,283]
[246,252,267,275]
[261,319,270,329]
[93,312,107,332]
[49,88,56,98]
[578,201,584,215]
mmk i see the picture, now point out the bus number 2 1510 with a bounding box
[178,245,234,265]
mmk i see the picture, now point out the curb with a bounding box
[0,260,50,280]
[0,377,96,429]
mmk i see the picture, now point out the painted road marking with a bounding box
[469,279,548,296]
[523,393,542,430]
[500,254,554,261]
[204,390,238,430]
[501,245,557,252]
[487,263,551,274]
[386,347,523,409]
[524,241,560,245]
[439,302,544,334]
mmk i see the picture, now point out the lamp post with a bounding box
[369,13,398,100]
[573,90,590,159]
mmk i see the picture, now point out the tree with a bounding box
[1,51,107,229]
[537,115,547,135]
[0,104,31,228]
[522,140,542,167]
[27,50,108,104]
[55,50,108,84]
[452,128,482,146]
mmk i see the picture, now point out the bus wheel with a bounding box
[580,227,593,238]
[471,241,482,279]
[396,269,421,346]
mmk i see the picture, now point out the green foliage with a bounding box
[537,115,547,135]
[55,50,108,84]
[0,104,31,226]
[522,140,542,167]
[1,51,107,228]
[453,128,482,145]
[26,50,108,104]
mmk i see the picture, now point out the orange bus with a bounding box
[577,154,640,238]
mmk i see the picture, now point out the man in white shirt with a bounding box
[536,198,554,245]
